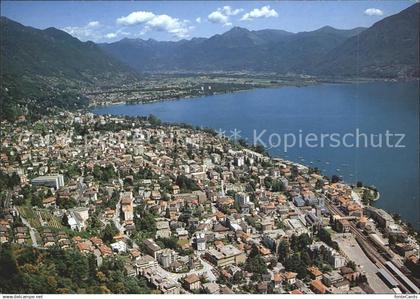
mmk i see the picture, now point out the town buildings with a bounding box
[1,111,418,294]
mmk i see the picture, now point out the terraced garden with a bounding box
[17,206,63,229]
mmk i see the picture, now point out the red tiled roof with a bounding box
[185,274,200,284]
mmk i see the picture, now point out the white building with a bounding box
[111,240,127,253]
[120,191,134,221]
[32,174,65,189]
[196,233,206,251]
[158,249,174,268]
[235,192,250,205]
[68,207,89,231]
[310,241,346,269]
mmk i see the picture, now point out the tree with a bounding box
[253,144,267,155]
[148,114,161,126]
[176,175,199,192]
[392,213,401,222]
[157,237,178,250]
[9,172,21,187]
[62,214,69,227]
[0,171,21,189]
[388,235,396,247]
[136,167,156,180]
[0,245,21,292]
[12,195,25,206]
[56,196,77,209]
[87,214,102,234]
[245,254,267,275]
[238,139,248,147]
[102,223,119,244]
[271,179,285,192]
[0,244,152,294]
[284,254,300,272]
[277,240,290,263]
[291,233,312,252]
[290,166,299,178]
[92,165,117,182]
[362,189,375,204]
[264,177,273,190]
[347,261,357,271]
[331,175,340,183]
[226,190,236,197]
[318,228,333,246]
[31,194,43,207]
[134,205,156,239]
[315,179,324,190]
[301,251,312,266]
[105,190,119,209]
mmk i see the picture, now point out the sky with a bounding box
[1,1,416,43]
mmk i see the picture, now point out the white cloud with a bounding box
[87,21,100,28]
[146,14,191,38]
[116,11,155,25]
[220,6,243,16]
[241,5,279,21]
[207,6,243,26]
[116,11,191,38]
[104,29,131,40]
[105,32,117,39]
[364,8,384,16]
[196,17,202,23]
[208,11,230,25]
[62,21,102,41]
[63,21,132,42]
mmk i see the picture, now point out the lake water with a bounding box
[93,82,419,228]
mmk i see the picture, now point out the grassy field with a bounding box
[18,206,41,228]
[18,206,63,229]
[37,209,63,228]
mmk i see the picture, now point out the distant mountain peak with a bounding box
[43,27,77,40]
[316,25,337,32]
[223,26,250,35]
[231,26,249,32]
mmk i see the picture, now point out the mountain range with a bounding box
[99,25,366,74]
[0,3,418,120]
[99,3,419,77]
[0,16,138,120]
[0,16,136,83]
[1,3,418,83]
[314,3,419,77]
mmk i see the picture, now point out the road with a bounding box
[18,208,40,247]
[334,233,391,293]
[151,253,216,282]
[113,198,125,234]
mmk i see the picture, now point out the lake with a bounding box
[93,81,419,228]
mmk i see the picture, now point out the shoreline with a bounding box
[88,81,316,109]
[88,79,389,194]
[88,76,417,110]
[88,75,409,109]
[88,79,418,230]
